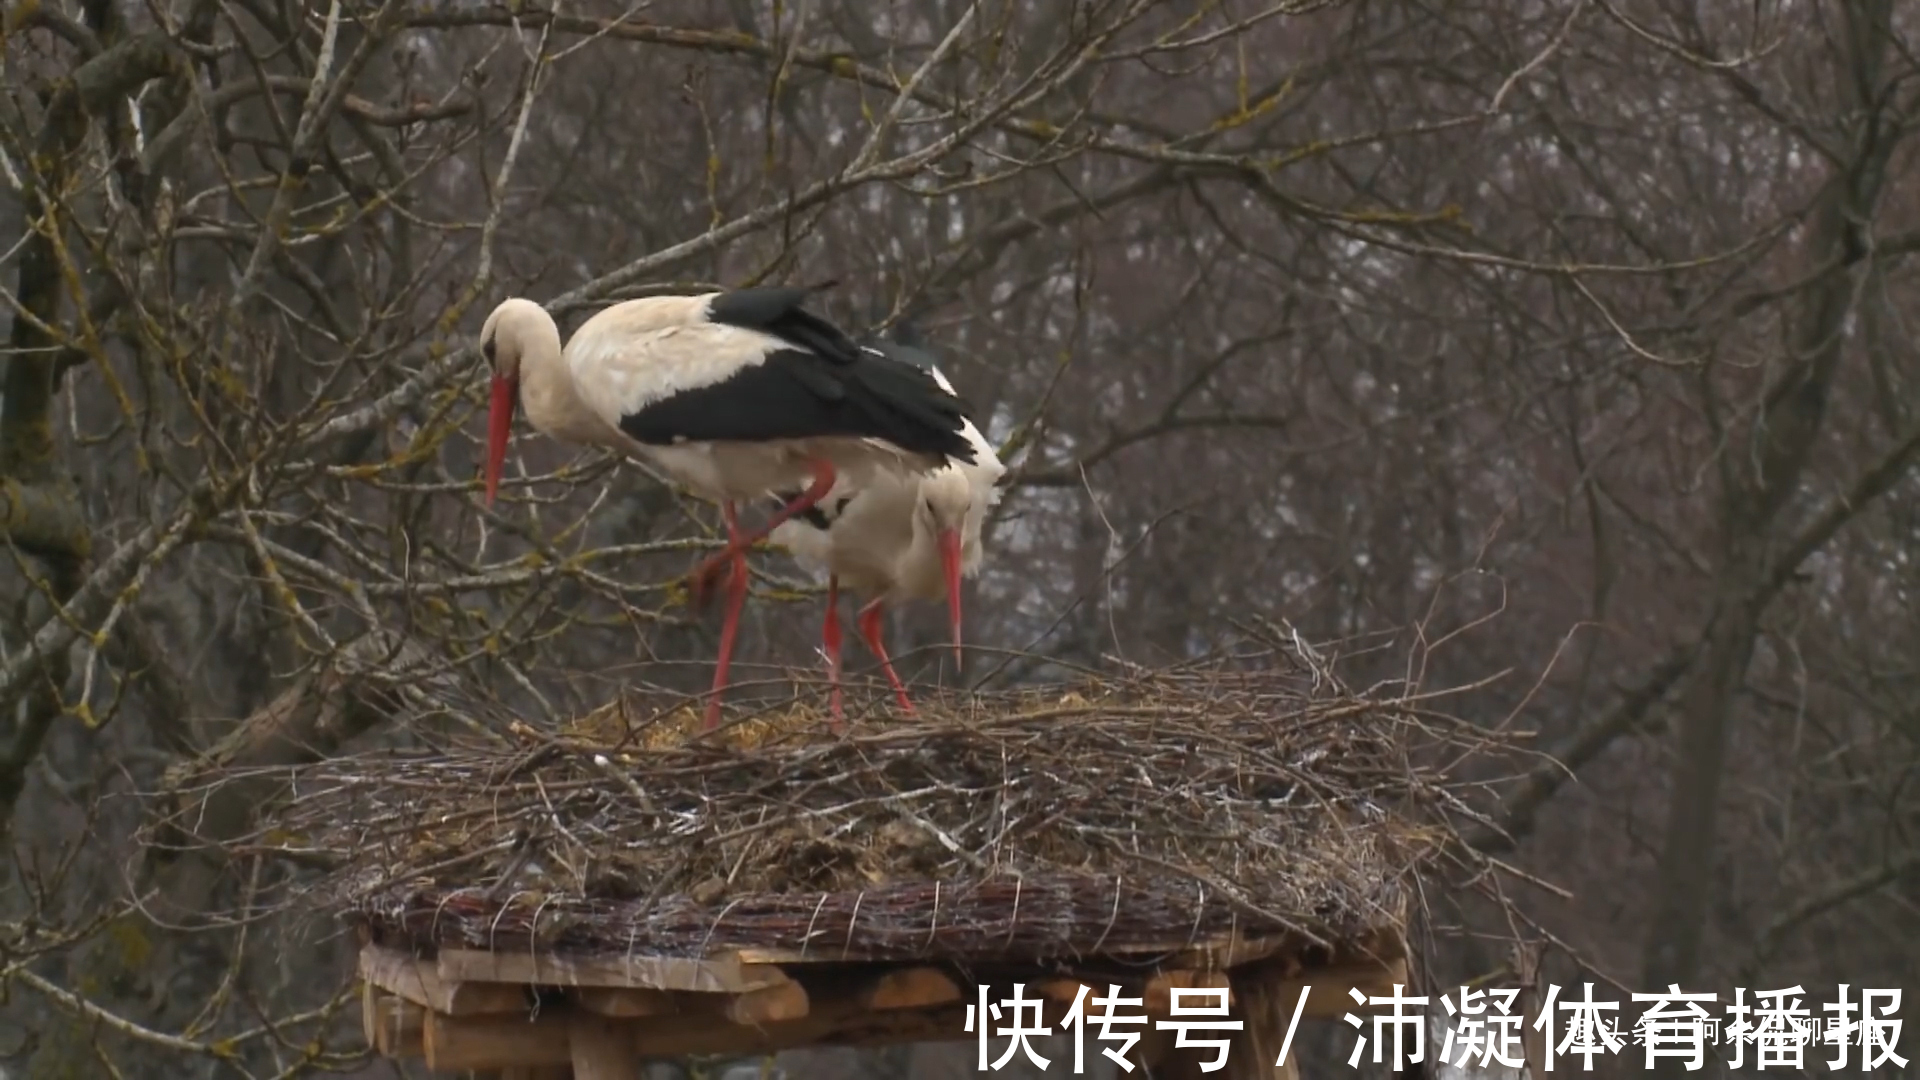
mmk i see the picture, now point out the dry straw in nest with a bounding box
[269,653,1486,964]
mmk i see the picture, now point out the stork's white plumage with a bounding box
[477,288,977,730]
[770,342,1006,727]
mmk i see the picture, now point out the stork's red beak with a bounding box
[484,373,517,506]
[938,527,964,669]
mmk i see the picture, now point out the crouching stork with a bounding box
[477,287,976,730]
[770,335,1006,728]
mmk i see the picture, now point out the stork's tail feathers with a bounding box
[849,359,977,467]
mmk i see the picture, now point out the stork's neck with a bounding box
[906,499,984,586]
[893,510,946,598]
[520,328,612,445]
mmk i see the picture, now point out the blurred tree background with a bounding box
[0,0,1915,1075]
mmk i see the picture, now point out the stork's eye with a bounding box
[482,337,497,363]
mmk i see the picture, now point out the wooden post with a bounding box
[570,1012,641,1080]
[359,984,425,1057]
[1218,973,1310,1080]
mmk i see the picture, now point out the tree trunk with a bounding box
[1639,0,1901,1017]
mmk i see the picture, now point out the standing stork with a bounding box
[770,331,1006,727]
[477,288,976,730]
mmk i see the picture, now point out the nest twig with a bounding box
[258,654,1502,964]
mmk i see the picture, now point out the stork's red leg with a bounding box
[704,505,751,731]
[690,501,751,610]
[823,575,844,732]
[688,459,837,606]
[855,598,916,715]
[723,502,749,595]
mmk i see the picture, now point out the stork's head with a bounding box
[478,298,555,506]
[913,468,976,667]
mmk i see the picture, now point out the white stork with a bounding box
[769,333,1006,727]
[476,287,977,730]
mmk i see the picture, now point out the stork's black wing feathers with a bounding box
[617,288,976,464]
[865,337,938,372]
[707,287,861,367]
[858,337,982,426]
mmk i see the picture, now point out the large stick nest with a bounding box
[268,649,1492,964]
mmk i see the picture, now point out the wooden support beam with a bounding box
[361,945,529,1016]
[570,1013,640,1079]
[570,986,677,1017]
[727,979,811,1024]
[1162,931,1294,973]
[626,999,972,1057]
[863,967,962,1011]
[359,984,425,1057]
[358,930,1410,1071]
[423,1007,573,1071]
[1145,970,1234,1015]
[1271,957,1409,1017]
[730,945,881,964]
[438,947,789,993]
[1033,978,1094,1005]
